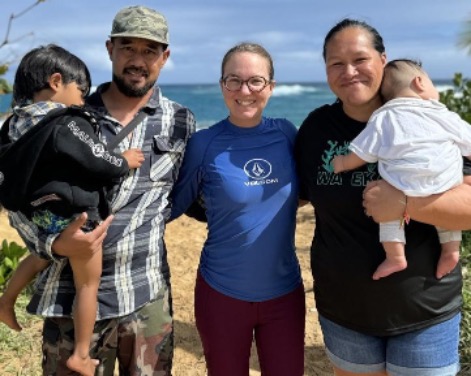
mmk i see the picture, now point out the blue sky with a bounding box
[1,0,471,85]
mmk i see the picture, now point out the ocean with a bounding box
[161,82,336,129]
[0,81,453,129]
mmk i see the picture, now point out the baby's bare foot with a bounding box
[372,258,407,280]
[0,299,22,331]
[66,353,99,376]
[436,244,460,279]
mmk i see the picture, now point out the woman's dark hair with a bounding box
[220,42,275,81]
[322,18,385,61]
[13,44,91,106]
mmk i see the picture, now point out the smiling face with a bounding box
[220,51,275,128]
[107,37,169,97]
[325,27,386,120]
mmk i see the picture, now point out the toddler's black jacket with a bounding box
[0,106,129,220]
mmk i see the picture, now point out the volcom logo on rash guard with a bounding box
[243,158,279,186]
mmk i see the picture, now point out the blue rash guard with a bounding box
[171,117,302,302]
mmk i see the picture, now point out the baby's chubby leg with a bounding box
[374,220,407,280]
[436,228,461,279]
[373,242,407,280]
[436,241,460,279]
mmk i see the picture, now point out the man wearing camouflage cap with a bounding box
[17,5,196,375]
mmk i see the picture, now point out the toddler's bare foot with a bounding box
[66,353,99,376]
[0,298,22,331]
[436,242,460,279]
[372,258,407,280]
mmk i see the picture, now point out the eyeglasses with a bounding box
[221,76,271,93]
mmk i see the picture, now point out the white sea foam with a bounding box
[436,84,464,98]
[436,84,453,92]
[272,84,318,97]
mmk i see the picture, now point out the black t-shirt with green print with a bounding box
[294,100,462,336]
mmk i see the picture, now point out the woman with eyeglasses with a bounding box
[170,42,305,375]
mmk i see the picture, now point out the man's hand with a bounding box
[363,180,404,223]
[52,213,113,258]
[122,148,145,169]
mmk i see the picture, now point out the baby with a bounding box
[333,59,471,280]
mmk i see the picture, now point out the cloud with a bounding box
[1,0,471,84]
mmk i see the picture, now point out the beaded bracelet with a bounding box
[399,194,410,227]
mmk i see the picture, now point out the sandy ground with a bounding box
[0,206,333,375]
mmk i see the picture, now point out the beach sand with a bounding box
[0,206,333,375]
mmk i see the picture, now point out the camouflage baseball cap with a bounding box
[110,6,169,45]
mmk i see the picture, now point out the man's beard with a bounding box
[112,73,156,98]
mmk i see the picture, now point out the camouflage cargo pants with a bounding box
[42,285,173,376]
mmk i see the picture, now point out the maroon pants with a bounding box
[195,273,305,376]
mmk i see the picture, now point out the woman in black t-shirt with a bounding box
[295,19,463,376]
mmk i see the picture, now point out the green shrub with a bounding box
[0,239,28,288]
[440,74,471,374]
[440,73,471,123]
[460,234,471,373]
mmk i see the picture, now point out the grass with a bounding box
[459,232,471,375]
[0,237,469,375]
[1,281,470,375]
[0,292,42,375]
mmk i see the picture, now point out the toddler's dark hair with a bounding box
[13,44,91,106]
